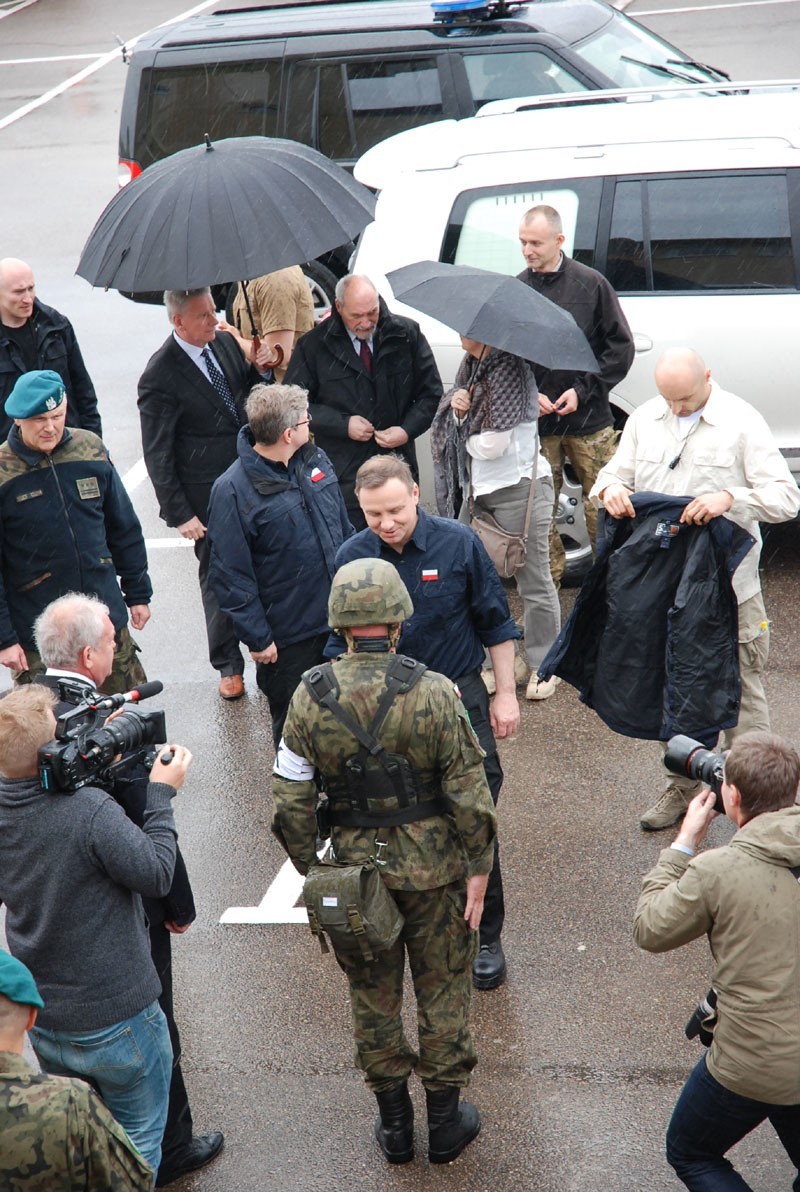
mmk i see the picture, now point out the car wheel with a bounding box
[556,463,593,586]
[304,259,338,322]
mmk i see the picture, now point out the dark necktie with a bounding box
[359,338,373,376]
[201,348,240,423]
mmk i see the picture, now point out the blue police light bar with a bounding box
[432,0,493,24]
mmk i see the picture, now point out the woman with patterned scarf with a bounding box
[431,338,561,700]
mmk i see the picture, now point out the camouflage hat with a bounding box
[0,950,44,1009]
[328,558,413,628]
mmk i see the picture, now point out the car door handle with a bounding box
[633,333,653,352]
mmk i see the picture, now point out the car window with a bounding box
[575,14,725,86]
[462,50,590,109]
[137,62,281,169]
[441,178,602,274]
[290,57,446,161]
[607,173,795,291]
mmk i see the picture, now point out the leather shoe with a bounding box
[472,940,507,990]
[218,674,244,700]
[156,1132,225,1186]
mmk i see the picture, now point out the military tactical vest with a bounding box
[302,654,447,828]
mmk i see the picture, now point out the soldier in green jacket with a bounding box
[0,950,154,1191]
[272,557,496,1166]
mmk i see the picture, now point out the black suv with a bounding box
[118,0,727,302]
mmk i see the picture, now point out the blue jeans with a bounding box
[31,1000,172,1175]
[667,1055,800,1190]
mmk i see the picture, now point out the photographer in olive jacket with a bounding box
[633,730,800,1189]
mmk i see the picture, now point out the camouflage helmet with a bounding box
[328,558,413,628]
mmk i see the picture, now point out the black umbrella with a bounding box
[386,261,598,372]
[76,136,376,293]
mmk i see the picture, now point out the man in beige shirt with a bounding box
[231,266,315,382]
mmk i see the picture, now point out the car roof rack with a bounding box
[475,77,800,116]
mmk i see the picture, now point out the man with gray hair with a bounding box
[285,273,441,528]
[207,383,352,744]
[31,591,224,1186]
[138,289,261,699]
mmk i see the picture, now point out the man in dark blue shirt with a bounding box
[327,454,520,989]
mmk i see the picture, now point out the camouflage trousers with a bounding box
[542,425,619,586]
[13,624,147,695]
[335,881,479,1092]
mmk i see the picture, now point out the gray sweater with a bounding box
[0,774,177,1031]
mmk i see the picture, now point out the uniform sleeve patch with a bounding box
[274,740,316,780]
[310,467,325,482]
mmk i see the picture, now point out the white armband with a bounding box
[273,741,315,781]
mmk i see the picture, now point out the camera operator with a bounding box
[0,683,191,1178]
[30,591,224,1187]
[633,730,800,1189]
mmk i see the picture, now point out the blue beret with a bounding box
[0,950,44,1009]
[5,370,66,418]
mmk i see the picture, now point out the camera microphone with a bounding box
[124,681,163,703]
[89,680,164,713]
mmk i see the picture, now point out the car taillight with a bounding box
[118,159,142,188]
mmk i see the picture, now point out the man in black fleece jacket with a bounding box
[518,203,634,584]
[0,685,192,1178]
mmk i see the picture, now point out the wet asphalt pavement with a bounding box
[2,2,800,1188]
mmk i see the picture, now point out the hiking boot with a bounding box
[374,1081,414,1164]
[639,784,693,831]
[426,1087,480,1164]
[481,654,529,696]
[481,668,496,695]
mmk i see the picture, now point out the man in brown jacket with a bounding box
[634,730,800,1189]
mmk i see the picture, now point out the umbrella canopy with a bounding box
[77,137,376,293]
[387,261,598,372]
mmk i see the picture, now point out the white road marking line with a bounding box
[0,54,104,64]
[145,538,193,550]
[121,457,149,492]
[221,858,308,925]
[0,0,221,130]
[0,0,40,20]
[637,0,800,13]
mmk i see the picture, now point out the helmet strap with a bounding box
[344,624,401,654]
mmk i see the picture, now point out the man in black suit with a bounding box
[32,591,224,1186]
[138,289,261,699]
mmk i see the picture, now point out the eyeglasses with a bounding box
[293,417,312,428]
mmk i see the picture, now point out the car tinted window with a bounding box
[608,173,795,292]
[442,179,602,274]
[317,58,445,159]
[136,63,280,169]
[462,50,590,109]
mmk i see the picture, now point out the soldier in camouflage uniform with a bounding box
[0,949,154,1191]
[0,369,151,693]
[272,558,496,1165]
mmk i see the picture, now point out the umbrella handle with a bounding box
[466,344,490,397]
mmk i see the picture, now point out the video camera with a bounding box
[664,734,725,813]
[38,680,167,794]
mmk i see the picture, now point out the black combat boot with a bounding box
[374,1080,414,1164]
[425,1086,481,1164]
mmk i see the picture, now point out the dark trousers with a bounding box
[666,1055,800,1190]
[148,921,193,1164]
[256,633,329,748]
[195,535,244,676]
[456,670,505,946]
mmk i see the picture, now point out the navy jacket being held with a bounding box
[206,431,352,652]
[539,492,754,742]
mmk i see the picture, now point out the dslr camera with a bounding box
[664,734,726,813]
[38,680,167,794]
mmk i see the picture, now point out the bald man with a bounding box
[590,348,800,830]
[0,258,101,441]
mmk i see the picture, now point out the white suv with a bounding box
[353,84,800,572]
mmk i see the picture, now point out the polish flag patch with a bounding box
[310,467,325,482]
[421,569,439,581]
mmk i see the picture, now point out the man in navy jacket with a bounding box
[207,384,352,745]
